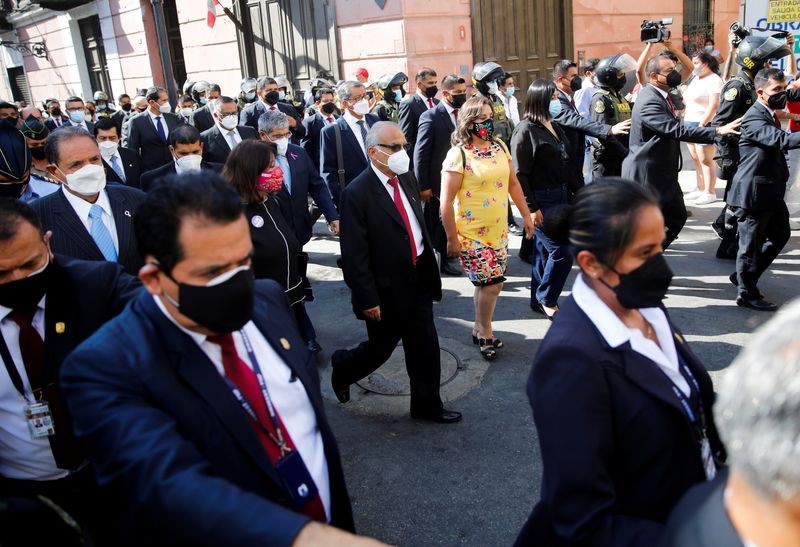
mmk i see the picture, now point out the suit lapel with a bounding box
[338,118,366,161]
[52,190,104,260]
[369,170,408,230]
[212,126,231,151]
[41,259,80,384]
[102,158,121,184]
[438,104,454,132]
[107,188,134,267]
[618,345,688,419]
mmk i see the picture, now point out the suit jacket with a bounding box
[200,124,259,165]
[554,89,610,183]
[238,100,306,142]
[727,101,800,212]
[102,147,142,189]
[320,114,379,206]
[339,166,441,316]
[111,109,127,133]
[30,184,146,274]
[188,104,215,134]
[44,116,69,131]
[122,111,185,173]
[139,161,223,193]
[52,119,95,134]
[622,84,716,201]
[59,282,355,546]
[515,295,724,547]
[300,113,336,171]
[274,143,339,246]
[413,102,455,195]
[399,94,439,166]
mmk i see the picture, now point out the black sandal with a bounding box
[472,333,503,348]
[475,337,498,361]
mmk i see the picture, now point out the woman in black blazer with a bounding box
[515,179,725,547]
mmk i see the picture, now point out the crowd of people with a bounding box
[0,20,799,546]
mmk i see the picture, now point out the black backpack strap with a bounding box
[333,122,346,190]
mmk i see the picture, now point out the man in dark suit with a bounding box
[726,68,800,311]
[320,81,379,207]
[122,86,184,173]
[622,53,740,247]
[200,96,258,165]
[399,67,439,168]
[43,98,69,131]
[301,87,338,170]
[31,127,146,274]
[59,174,385,547]
[59,96,95,135]
[332,121,461,424]
[0,199,140,546]
[94,117,142,189]
[140,125,222,192]
[110,93,131,133]
[414,74,466,277]
[239,77,305,142]
[188,83,220,134]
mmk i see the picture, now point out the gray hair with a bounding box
[214,96,237,114]
[364,121,400,151]
[715,298,800,501]
[257,109,290,134]
[337,81,364,102]
[44,126,96,165]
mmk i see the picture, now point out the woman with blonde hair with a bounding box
[440,96,535,360]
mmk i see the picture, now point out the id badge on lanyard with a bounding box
[672,358,717,481]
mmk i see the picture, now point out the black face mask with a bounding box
[663,70,682,88]
[449,93,467,109]
[767,90,788,110]
[265,91,280,105]
[614,75,627,92]
[424,85,438,99]
[29,146,46,160]
[600,253,673,309]
[0,118,18,129]
[163,266,255,333]
[570,76,583,93]
[0,258,51,311]
[121,103,132,112]
[0,180,27,198]
[320,102,336,115]
[50,108,62,118]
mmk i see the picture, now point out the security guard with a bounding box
[237,77,258,110]
[590,54,635,177]
[93,91,113,119]
[711,34,792,259]
[275,75,306,118]
[372,72,408,123]
[472,62,513,144]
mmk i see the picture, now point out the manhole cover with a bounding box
[355,345,463,396]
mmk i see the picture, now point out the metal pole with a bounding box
[150,0,178,107]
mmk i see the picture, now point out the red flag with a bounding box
[207,0,220,28]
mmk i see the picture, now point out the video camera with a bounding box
[641,18,673,43]
[730,21,791,47]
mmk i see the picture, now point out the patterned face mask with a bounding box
[257,165,284,193]
[471,119,495,141]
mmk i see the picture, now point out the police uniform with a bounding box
[474,91,514,144]
[713,73,756,182]
[373,99,401,123]
[590,89,631,177]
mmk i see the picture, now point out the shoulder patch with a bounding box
[723,88,738,102]
[594,101,606,114]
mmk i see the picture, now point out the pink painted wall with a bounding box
[17,14,80,102]
[110,0,155,95]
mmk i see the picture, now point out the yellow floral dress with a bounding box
[442,140,511,285]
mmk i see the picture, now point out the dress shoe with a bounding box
[330,351,350,403]
[709,222,724,240]
[736,296,778,312]
[729,273,763,299]
[410,408,463,424]
[508,223,523,236]
[307,339,323,353]
[440,261,462,276]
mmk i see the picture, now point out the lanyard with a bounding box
[0,328,35,402]
[224,330,292,457]
[669,352,708,437]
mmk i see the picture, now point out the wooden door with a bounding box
[78,15,111,94]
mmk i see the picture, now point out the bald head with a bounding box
[20,107,43,122]
[366,121,408,177]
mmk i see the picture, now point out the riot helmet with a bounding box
[472,62,504,95]
[736,35,792,71]
[595,53,638,92]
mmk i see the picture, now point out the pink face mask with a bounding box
[257,166,284,193]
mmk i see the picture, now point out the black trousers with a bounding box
[423,196,447,260]
[335,264,443,414]
[661,189,688,248]
[714,162,739,258]
[735,205,790,299]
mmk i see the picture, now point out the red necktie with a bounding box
[270,106,277,111]
[428,98,434,108]
[667,96,677,116]
[326,116,334,124]
[208,333,326,522]
[774,113,782,129]
[453,109,458,122]
[8,309,44,388]
[387,177,418,265]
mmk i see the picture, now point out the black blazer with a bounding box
[622,84,716,201]
[516,293,724,547]
[30,184,147,275]
[339,166,441,316]
[273,143,339,246]
[319,114,379,206]
[122,111,185,173]
[413,101,455,195]
[200,124,259,165]
[59,282,354,545]
[44,115,69,131]
[52,119,95,134]
[102,147,142,189]
[511,119,576,208]
[111,109,127,133]
[139,161,223,192]
[399,94,439,165]
[188,104,215,134]
[727,101,800,212]
[553,89,609,175]
[238,100,306,142]
[300,113,336,171]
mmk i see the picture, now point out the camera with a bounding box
[730,22,751,47]
[641,18,673,43]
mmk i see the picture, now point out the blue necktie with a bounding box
[356,119,368,156]
[89,204,118,262]
[109,155,125,182]
[155,116,167,143]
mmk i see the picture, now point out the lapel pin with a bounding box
[124,210,132,217]
[55,322,65,334]
[251,215,265,228]
[280,337,291,350]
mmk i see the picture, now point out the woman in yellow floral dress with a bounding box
[441,96,536,360]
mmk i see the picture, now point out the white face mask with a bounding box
[374,148,410,175]
[175,154,203,173]
[273,137,289,156]
[220,114,238,130]
[180,107,193,117]
[159,103,172,114]
[487,81,500,96]
[60,163,107,196]
[98,140,119,158]
[352,98,371,116]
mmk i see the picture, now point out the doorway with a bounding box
[78,15,111,94]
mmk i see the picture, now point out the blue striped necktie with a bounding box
[89,204,118,262]
[109,155,125,182]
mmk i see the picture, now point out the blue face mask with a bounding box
[548,99,562,118]
[704,45,713,52]
[199,97,207,106]
[393,90,403,102]
[504,86,516,97]
[278,91,286,101]
[245,92,256,101]
[70,110,86,123]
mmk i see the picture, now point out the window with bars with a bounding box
[683,0,715,56]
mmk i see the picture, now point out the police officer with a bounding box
[711,33,792,259]
[472,62,514,144]
[93,91,113,119]
[590,54,635,177]
[237,77,258,110]
[372,72,408,123]
[275,75,306,118]
[191,80,212,108]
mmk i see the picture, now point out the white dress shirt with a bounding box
[370,163,425,257]
[500,94,521,125]
[147,109,168,133]
[0,297,69,480]
[152,296,331,520]
[416,89,436,109]
[61,186,119,253]
[224,127,242,149]
[343,110,368,157]
[572,274,689,395]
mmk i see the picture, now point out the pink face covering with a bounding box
[257,166,284,193]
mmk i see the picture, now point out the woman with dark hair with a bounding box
[684,51,724,205]
[440,96,535,360]
[510,79,574,319]
[515,178,725,547]
[222,140,308,331]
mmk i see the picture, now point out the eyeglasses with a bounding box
[376,143,409,153]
